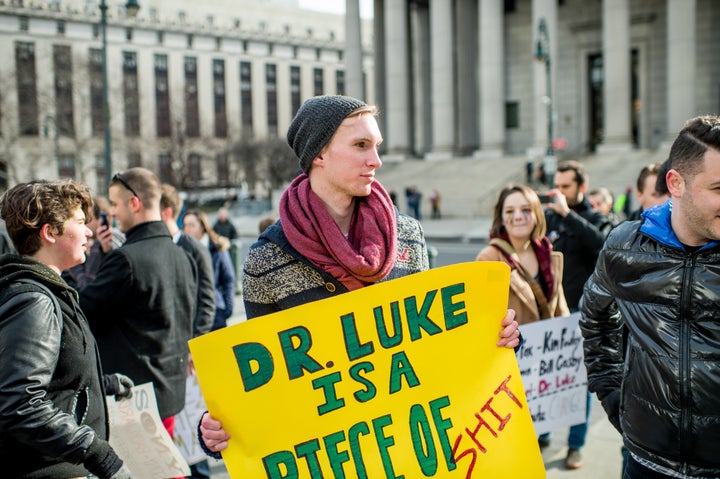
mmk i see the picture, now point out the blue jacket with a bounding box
[210,242,235,330]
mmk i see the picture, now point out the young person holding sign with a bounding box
[198,95,522,455]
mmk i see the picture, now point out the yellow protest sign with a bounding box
[189,262,544,478]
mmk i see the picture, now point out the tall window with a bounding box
[58,154,76,178]
[54,45,74,136]
[216,153,229,185]
[123,51,140,136]
[213,59,227,138]
[313,67,324,96]
[188,153,201,186]
[335,70,345,96]
[290,65,301,115]
[127,152,142,167]
[89,48,103,136]
[240,61,253,138]
[95,155,105,192]
[184,56,199,137]
[266,63,277,136]
[155,54,170,137]
[15,42,38,135]
[158,154,173,184]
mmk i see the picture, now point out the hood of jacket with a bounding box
[0,254,77,300]
[640,200,720,251]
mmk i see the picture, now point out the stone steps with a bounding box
[376,150,668,219]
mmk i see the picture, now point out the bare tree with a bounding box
[227,137,296,198]
[262,137,297,190]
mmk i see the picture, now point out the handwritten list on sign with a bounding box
[517,313,588,436]
[107,382,191,478]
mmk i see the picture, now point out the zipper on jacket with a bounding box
[678,253,695,459]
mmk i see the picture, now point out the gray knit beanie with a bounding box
[287,95,367,173]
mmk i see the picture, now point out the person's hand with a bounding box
[96,225,114,253]
[105,373,134,400]
[187,353,196,376]
[542,189,571,217]
[200,412,230,453]
[497,309,521,349]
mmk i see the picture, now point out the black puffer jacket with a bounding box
[0,255,121,478]
[580,203,720,477]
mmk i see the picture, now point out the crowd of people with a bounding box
[0,96,718,479]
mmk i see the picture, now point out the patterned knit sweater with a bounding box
[242,211,429,319]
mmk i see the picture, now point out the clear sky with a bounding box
[298,0,374,18]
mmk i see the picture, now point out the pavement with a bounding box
[201,150,664,478]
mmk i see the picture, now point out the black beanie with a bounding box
[287,95,367,173]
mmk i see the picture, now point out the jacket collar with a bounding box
[123,221,171,244]
[640,200,720,251]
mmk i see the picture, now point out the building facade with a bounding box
[2,0,719,193]
[372,0,720,160]
[0,0,374,193]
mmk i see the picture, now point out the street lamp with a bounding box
[100,0,140,191]
[535,18,555,186]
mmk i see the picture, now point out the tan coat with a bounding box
[475,245,570,325]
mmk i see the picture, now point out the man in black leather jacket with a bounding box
[581,115,720,478]
[0,180,132,478]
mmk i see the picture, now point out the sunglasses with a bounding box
[112,172,139,198]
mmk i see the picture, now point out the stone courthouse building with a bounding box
[0,0,718,191]
[0,0,373,191]
[372,0,719,160]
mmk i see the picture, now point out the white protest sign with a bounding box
[173,373,208,465]
[107,382,191,478]
[517,313,587,436]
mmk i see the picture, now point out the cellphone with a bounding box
[537,194,554,204]
[99,212,109,228]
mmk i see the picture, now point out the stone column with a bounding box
[665,0,696,142]
[474,0,505,158]
[456,0,478,154]
[598,0,633,152]
[426,0,454,160]
[345,0,364,99]
[411,3,431,156]
[373,0,386,138]
[527,0,557,158]
[384,0,411,160]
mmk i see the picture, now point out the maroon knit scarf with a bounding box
[279,174,398,291]
[490,231,555,300]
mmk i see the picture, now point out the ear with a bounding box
[579,182,588,194]
[666,169,685,197]
[160,206,172,223]
[128,195,142,212]
[39,223,57,245]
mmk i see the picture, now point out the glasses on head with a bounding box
[112,172,139,198]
